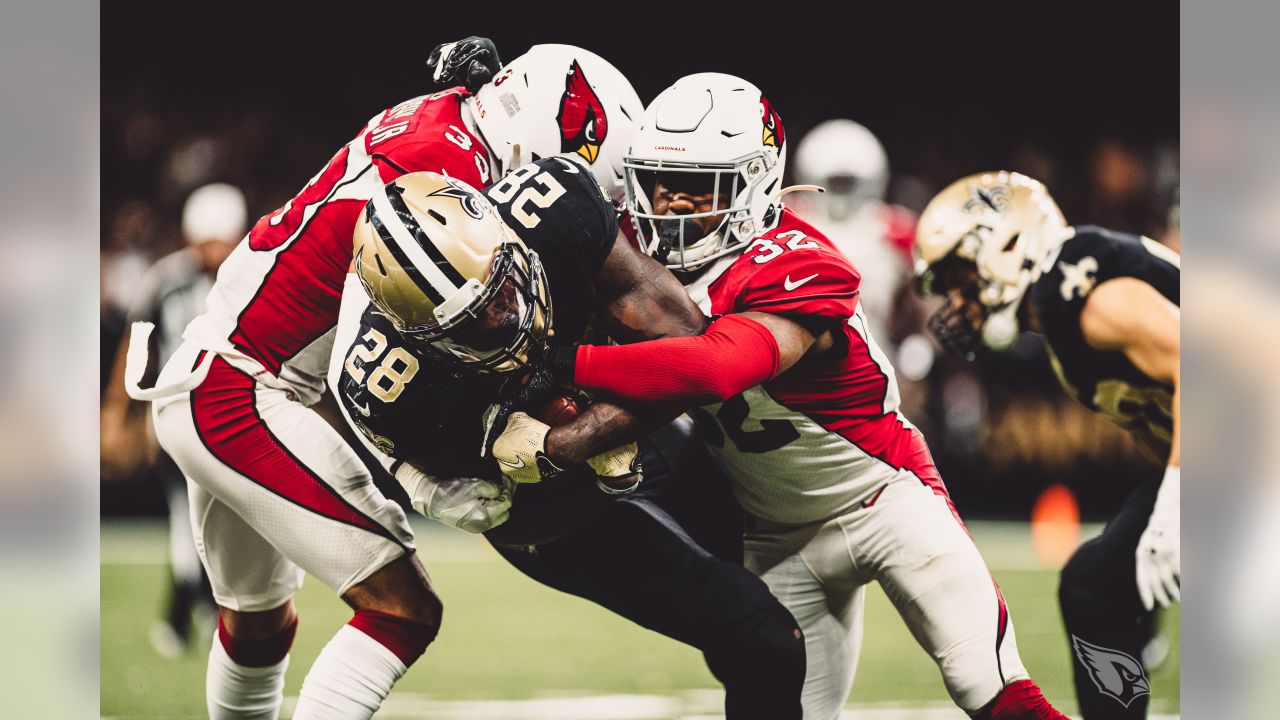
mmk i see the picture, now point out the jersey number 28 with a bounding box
[344,329,420,403]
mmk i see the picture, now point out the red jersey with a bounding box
[181,89,490,404]
[684,208,946,524]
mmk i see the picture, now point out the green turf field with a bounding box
[101,519,1178,719]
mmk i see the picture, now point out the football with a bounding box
[529,394,583,427]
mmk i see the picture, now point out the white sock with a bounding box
[206,636,289,720]
[291,624,408,720]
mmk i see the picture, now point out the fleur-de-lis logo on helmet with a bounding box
[963,183,1012,215]
[428,181,486,220]
[557,60,608,165]
[761,94,785,149]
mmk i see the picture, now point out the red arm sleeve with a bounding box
[573,314,781,405]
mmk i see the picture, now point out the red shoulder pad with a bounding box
[730,244,861,320]
[365,91,490,188]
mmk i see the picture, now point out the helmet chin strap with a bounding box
[982,303,1020,351]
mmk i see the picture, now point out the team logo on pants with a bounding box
[1071,635,1150,707]
[557,60,608,165]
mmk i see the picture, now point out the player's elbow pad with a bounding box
[575,314,781,405]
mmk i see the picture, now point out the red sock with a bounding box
[347,608,439,666]
[976,679,1069,720]
[217,613,297,668]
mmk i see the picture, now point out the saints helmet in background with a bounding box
[794,119,888,223]
[354,172,550,374]
[913,171,1071,358]
[625,73,787,272]
[469,44,643,200]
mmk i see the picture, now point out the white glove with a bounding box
[491,411,565,484]
[1136,466,1180,610]
[587,442,642,495]
[394,461,512,534]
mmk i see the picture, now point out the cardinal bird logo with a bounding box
[557,60,608,165]
[761,94,785,149]
[1071,635,1150,708]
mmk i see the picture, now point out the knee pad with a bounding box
[348,608,440,667]
[217,613,297,668]
[706,601,806,687]
[1058,547,1106,620]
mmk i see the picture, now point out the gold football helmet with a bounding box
[913,171,1070,358]
[354,172,551,373]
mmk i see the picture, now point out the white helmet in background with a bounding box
[794,119,888,222]
[624,73,787,271]
[182,183,246,244]
[469,44,643,199]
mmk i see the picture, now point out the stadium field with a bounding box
[102,519,1179,719]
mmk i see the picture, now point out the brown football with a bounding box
[529,394,583,427]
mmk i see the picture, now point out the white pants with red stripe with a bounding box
[152,342,414,612]
[744,477,1028,719]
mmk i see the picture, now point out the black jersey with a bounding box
[338,155,618,459]
[1028,225,1180,454]
[336,157,621,543]
[484,155,619,347]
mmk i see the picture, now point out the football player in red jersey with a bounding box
[123,42,642,719]
[491,74,1069,720]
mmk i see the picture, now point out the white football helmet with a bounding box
[794,119,888,222]
[913,171,1071,357]
[469,44,643,199]
[624,73,787,271]
[182,183,246,244]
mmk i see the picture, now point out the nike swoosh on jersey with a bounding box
[352,400,372,417]
[497,457,526,469]
[783,273,819,291]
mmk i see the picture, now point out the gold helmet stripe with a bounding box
[369,182,463,305]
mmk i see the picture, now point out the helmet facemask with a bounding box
[398,241,552,374]
[624,149,779,272]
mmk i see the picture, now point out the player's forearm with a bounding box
[553,315,781,406]
[544,401,677,466]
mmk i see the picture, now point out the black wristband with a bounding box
[543,345,577,384]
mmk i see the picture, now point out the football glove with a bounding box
[1136,466,1180,610]
[394,461,512,533]
[587,442,643,495]
[426,36,502,93]
[479,366,561,458]
[491,411,566,484]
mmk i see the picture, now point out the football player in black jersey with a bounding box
[329,159,806,719]
[913,172,1179,719]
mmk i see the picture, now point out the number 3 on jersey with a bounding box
[344,328,419,403]
[487,164,567,229]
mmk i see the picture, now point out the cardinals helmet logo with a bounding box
[428,181,486,220]
[761,94,785,149]
[557,60,608,165]
[1072,635,1150,708]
